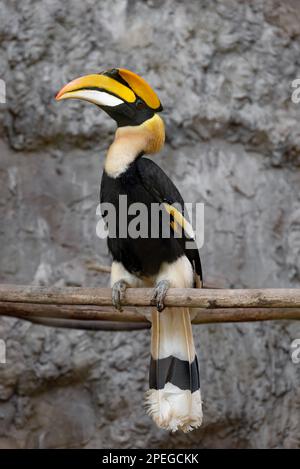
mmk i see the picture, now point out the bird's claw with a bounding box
[112,280,127,312]
[152,280,170,312]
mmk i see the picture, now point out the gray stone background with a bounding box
[0,0,300,449]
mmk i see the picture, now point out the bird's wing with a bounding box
[136,157,203,285]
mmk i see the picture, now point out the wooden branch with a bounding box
[191,307,300,323]
[85,261,111,273]
[2,303,299,324]
[1,285,300,309]
[0,302,145,322]
[21,316,150,331]
[0,284,299,325]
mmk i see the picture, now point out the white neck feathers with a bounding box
[104,114,165,178]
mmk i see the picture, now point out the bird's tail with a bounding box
[145,307,202,432]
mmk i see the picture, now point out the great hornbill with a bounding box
[56,68,203,432]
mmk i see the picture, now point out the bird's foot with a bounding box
[112,280,127,312]
[152,280,170,312]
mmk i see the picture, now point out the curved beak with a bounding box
[55,73,136,108]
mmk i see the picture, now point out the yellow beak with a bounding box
[55,69,162,111]
[55,73,136,107]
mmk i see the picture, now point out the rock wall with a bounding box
[0,0,299,448]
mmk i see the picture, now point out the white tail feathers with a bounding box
[145,384,202,433]
[146,307,203,432]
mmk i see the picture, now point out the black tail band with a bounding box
[149,355,200,392]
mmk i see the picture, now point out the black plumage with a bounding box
[100,157,202,282]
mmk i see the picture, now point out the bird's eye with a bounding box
[136,99,146,110]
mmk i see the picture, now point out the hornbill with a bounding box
[56,68,203,432]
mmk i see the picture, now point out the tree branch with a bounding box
[0,285,299,327]
[1,285,300,309]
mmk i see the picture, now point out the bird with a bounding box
[56,68,203,432]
